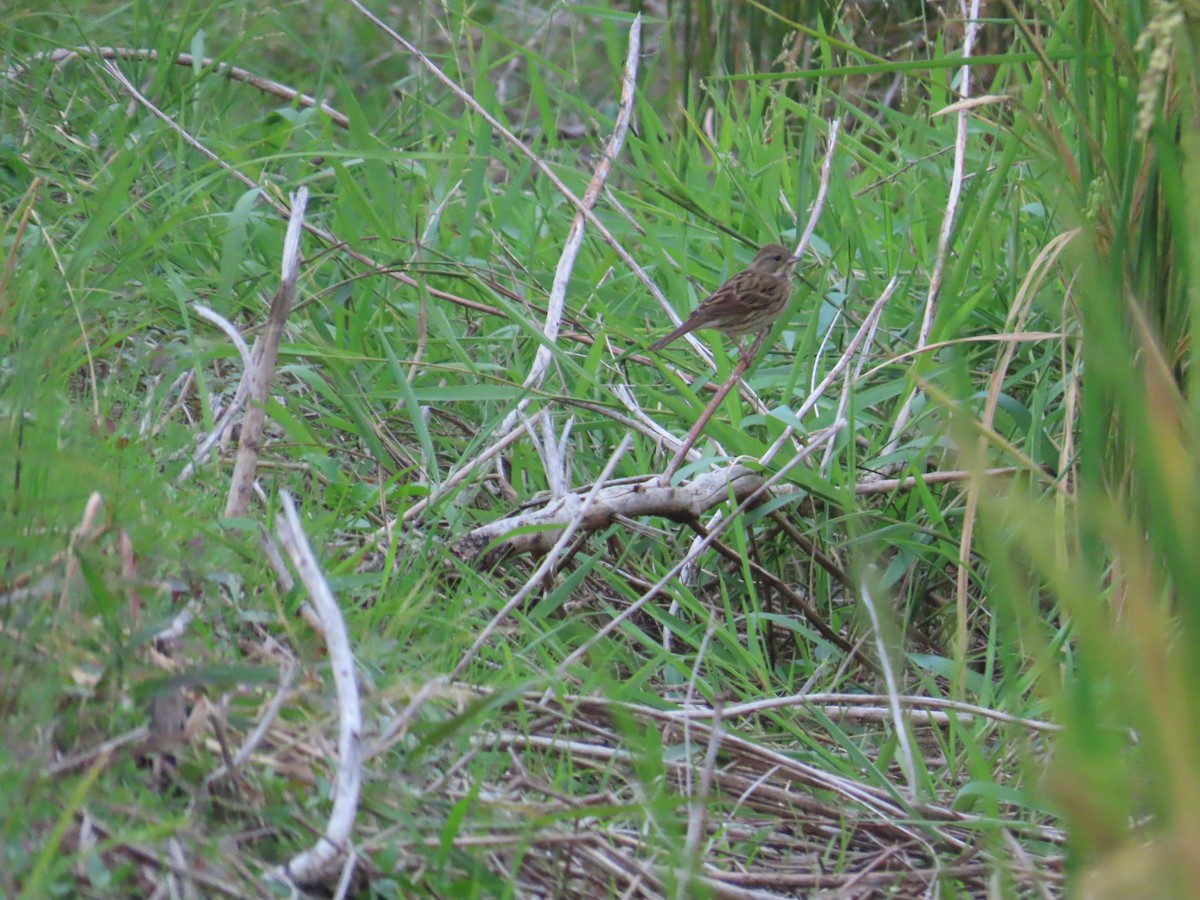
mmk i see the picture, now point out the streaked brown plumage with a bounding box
[648,244,800,352]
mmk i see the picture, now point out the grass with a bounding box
[2,0,1196,896]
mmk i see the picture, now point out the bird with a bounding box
[647,243,801,353]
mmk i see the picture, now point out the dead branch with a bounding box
[268,492,364,887]
[224,187,307,517]
[451,463,769,568]
[5,46,349,127]
[492,15,641,478]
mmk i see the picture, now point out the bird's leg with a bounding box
[740,329,770,363]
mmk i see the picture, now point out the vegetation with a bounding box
[2,0,1197,895]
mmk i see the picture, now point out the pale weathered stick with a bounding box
[795,118,841,270]
[195,658,297,803]
[821,297,885,475]
[760,277,900,468]
[859,575,920,802]
[492,15,642,482]
[177,304,253,483]
[59,492,105,612]
[269,491,363,886]
[452,462,769,566]
[683,696,723,891]
[882,0,982,455]
[676,690,1061,732]
[606,378,709,465]
[452,435,633,679]
[854,466,1020,495]
[396,410,543,529]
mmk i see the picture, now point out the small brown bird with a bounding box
[648,243,800,352]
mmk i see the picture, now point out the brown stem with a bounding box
[661,330,770,485]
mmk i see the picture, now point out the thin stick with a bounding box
[396,410,541,528]
[269,492,363,886]
[224,187,307,518]
[859,575,920,802]
[854,466,1020,495]
[795,118,841,266]
[882,0,981,455]
[6,47,349,127]
[682,697,723,895]
[453,434,633,679]
[761,277,899,467]
[675,691,1061,733]
[197,658,297,800]
[660,330,768,485]
[493,16,641,476]
[340,2,670,322]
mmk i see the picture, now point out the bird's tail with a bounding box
[646,321,695,352]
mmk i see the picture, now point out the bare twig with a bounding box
[532,413,573,500]
[224,187,308,517]
[606,379,708,464]
[177,304,253,482]
[191,304,253,371]
[821,293,885,476]
[854,466,1021,495]
[795,118,841,266]
[854,331,1068,385]
[661,330,769,485]
[269,492,363,886]
[59,492,106,612]
[859,575,920,801]
[197,658,297,799]
[683,696,723,894]
[882,0,982,455]
[761,277,899,468]
[453,435,633,678]
[656,122,845,634]
[44,726,152,777]
[369,676,452,759]
[7,46,349,127]
[452,462,770,567]
[674,689,1060,730]
[397,410,543,529]
[492,15,641,478]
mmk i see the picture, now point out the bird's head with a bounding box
[750,243,801,277]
